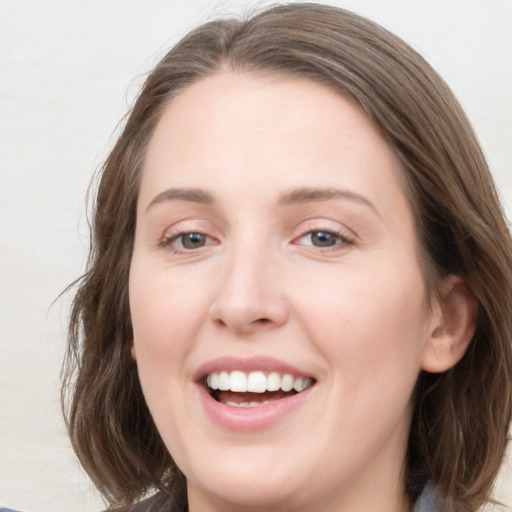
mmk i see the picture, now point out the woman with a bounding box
[62,3,512,511]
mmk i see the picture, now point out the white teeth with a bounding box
[225,400,272,408]
[218,371,230,391]
[206,370,313,394]
[267,372,281,391]
[281,374,294,392]
[247,371,267,393]
[294,377,310,392]
[229,371,247,392]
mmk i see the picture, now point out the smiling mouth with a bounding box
[205,370,315,408]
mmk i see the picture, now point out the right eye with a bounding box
[298,230,343,248]
[163,231,213,252]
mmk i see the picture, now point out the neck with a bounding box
[187,476,413,512]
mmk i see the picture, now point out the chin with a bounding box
[176,440,314,511]
[187,470,302,512]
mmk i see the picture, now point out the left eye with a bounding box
[167,232,210,250]
[298,230,344,248]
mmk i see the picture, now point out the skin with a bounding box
[129,72,474,512]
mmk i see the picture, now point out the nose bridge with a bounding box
[209,230,288,332]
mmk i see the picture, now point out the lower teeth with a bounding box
[225,401,271,408]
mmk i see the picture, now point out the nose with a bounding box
[209,244,289,334]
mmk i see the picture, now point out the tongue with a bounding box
[215,389,296,405]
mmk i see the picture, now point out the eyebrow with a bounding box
[279,187,380,216]
[146,188,214,211]
[146,186,379,216]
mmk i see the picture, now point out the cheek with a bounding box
[281,259,430,468]
[130,262,207,343]
[295,258,430,379]
[128,264,208,403]
[128,266,201,434]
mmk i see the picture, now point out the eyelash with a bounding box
[161,230,215,254]
[293,228,354,252]
[160,227,354,255]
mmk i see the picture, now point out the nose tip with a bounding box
[208,258,289,334]
[210,305,279,333]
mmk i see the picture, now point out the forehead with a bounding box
[145,73,398,175]
[152,71,387,146]
[139,71,412,225]
[136,70,422,274]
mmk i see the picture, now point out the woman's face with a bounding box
[129,72,439,512]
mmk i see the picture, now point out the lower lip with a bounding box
[196,383,315,432]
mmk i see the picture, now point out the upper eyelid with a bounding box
[156,218,357,243]
[299,228,349,239]
[160,231,218,255]
[294,229,353,246]
[293,219,357,239]
[161,219,216,238]
[163,229,215,244]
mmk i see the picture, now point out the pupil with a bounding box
[183,233,205,249]
[312,231,336,247]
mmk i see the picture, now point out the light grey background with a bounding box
[0,1,510,511]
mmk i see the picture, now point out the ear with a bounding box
[421,276,478,373]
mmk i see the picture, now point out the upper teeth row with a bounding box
[206,370,313,393]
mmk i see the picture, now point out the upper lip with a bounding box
[192,356,315,382]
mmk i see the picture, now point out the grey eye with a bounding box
[180,233,207,249]
[309,231,340,247]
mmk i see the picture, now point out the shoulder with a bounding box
[413,483,452,512]
[117,492,186,512]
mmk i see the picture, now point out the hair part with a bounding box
[63,4,512,510]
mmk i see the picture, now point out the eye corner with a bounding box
[291,227,355,253]
[159,229,220,255]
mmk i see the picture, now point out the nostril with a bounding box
[255,318,270,324]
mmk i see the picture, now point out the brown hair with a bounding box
[62,3,512,510]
